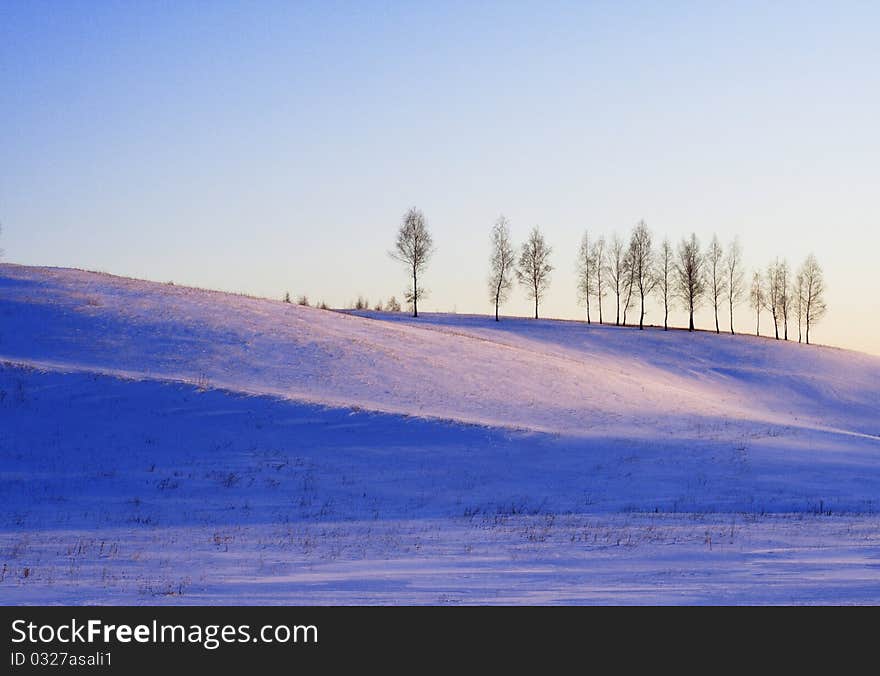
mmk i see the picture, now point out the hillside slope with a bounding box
[2,264,877,438]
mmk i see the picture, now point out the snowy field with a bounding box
[1,264,879,604]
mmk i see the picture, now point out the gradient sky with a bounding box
[2,1,879,354]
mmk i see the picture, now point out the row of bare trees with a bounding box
[573,224,827,343]
[391,208,827,343]
[575,227,740,333]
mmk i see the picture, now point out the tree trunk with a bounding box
[622,283,633,326]
[664,300,668,331]
[615,292,620,326]
[756,310,760,336]
[689,301,695,332]
[495,298,499,322]
[534,296,539,320]
[597,293,603,324]
[639,293,645,330]
[730,301,734,335]
[586,296,591,324]
[714,305,720,334]
[412,269,418,318]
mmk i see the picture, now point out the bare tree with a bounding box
[390,207,434,318]
[654,238,673,330]
[607,234,628,326]
[749,271,766,336]
[776,259,791,340]
[517,226,553,319]
[800,254,826,345]
[576,231,595,323]
[629,220,655,330]
[766,260,782,340]
[725,237,745,334]
[675,233,706,332]
[591,235,606,324]
[707,235,727,334]
[488,215,516,321]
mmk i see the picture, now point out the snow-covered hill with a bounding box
[2,264,880,604]
[2,264,876,437]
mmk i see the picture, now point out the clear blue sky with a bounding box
[2,1,878,354]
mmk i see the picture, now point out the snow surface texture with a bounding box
[1,263,879,604]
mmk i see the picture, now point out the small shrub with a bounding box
[386,296,401,312]
[373,300,384,311]
[355,296,368,310]
[318,301,329,310]
[297,295,310,307]
[283,292,291,303]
